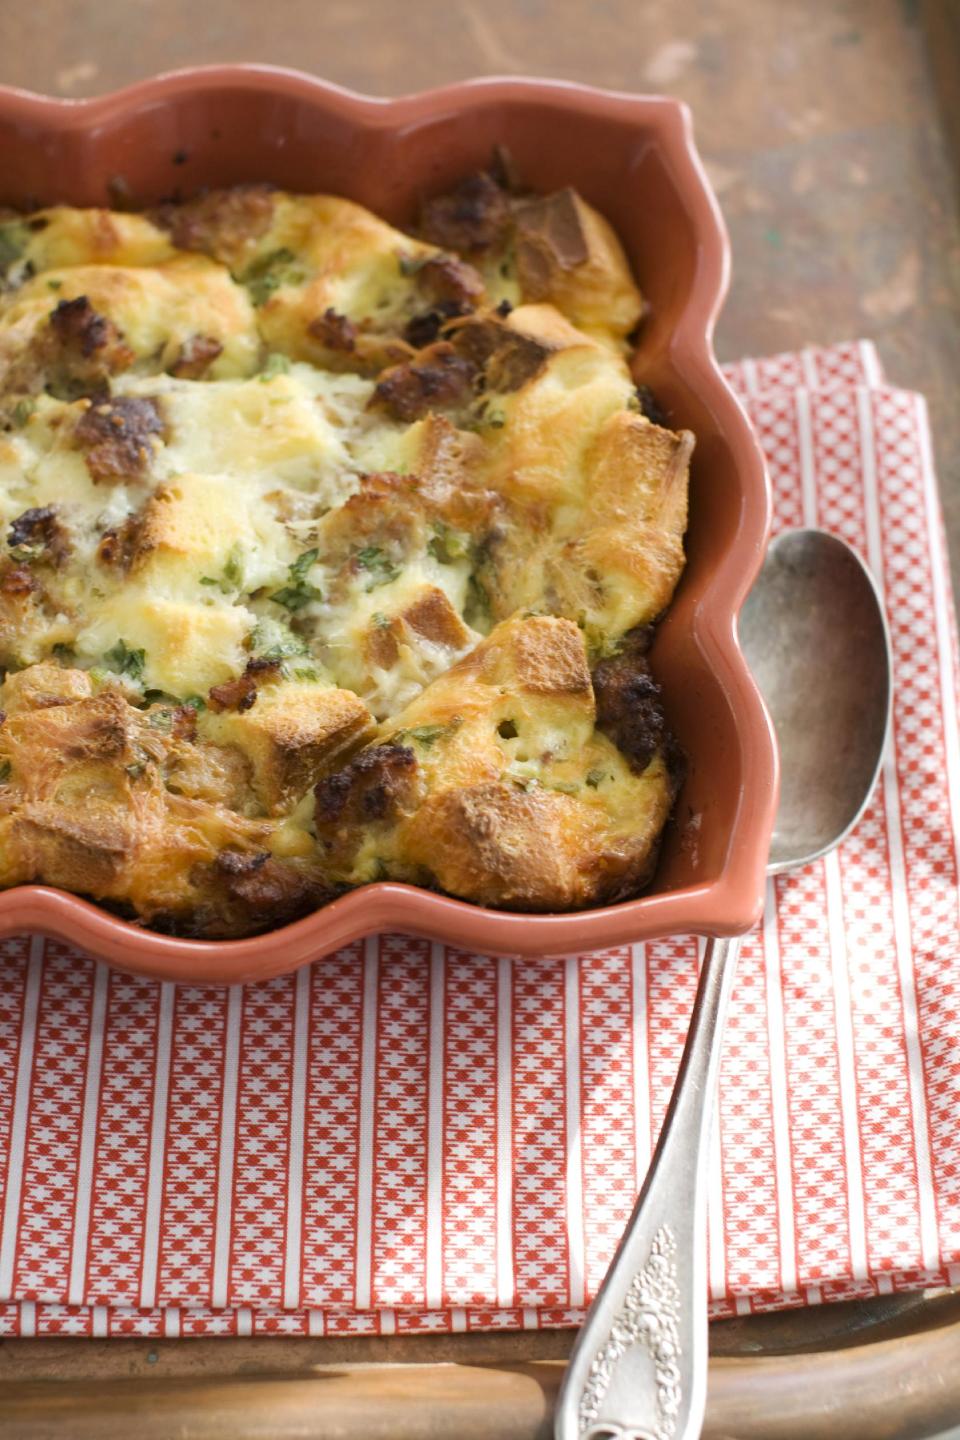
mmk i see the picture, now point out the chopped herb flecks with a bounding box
[250,616,310,660]
[0,221,29,274]
[260,352,291,380]
[201,544,244,593]
[428,524,472,565]
[105,639,146,682]
[271,548,322,611]
[406,724,449,746]
[355,546,401,591]
[394,717,462,749]
[242,247,306,306]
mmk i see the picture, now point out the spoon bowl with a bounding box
[741,529,891,873]
[557,527,893,1440]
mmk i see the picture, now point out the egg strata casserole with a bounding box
[0,169,693,937]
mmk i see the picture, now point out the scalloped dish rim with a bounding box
[0,67,778,980]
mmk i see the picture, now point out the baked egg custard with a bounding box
[0,171,692,935]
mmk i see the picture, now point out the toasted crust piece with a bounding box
[201,681,375,814]
[511,187,643,346]
[0,668,349,935]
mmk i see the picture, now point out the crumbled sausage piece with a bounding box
[74,396,167,483]
[372,342,476,422]
[419,172,510,252]
[217,848,270,877]
[315,743,417,827]
[97,512,144,572]
[592,627,666,773]
[207,674,258,713]
[170,334,223,378]
[38,295,136,397]
[49,296,112,358]
[307,308,357,352]
[416,254,485,307]
[152,184,276,261]
[1,293,136,399]
[211,848,328,928]
[398,254,484,349]
[403,302,468,351]
[8,506,70,567]
[207,657,282,713]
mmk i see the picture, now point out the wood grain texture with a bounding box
[1,1,959,1436]
[3,1299,960,1439]
[921,0,960,177]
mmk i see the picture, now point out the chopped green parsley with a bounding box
[428,524,472,565]
[271,549,322,611]
[259,352,291,380]
[105,639,146,682]
[242,247,306,306]
[0,221,29,273]
[355,546,401,591]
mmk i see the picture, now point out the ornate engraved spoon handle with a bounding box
[555,937,740,1440]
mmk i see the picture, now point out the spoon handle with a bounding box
[554,936,741,1440]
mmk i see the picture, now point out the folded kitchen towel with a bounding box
[1,339,958,1338]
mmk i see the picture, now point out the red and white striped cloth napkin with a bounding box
[0,340,958,1339]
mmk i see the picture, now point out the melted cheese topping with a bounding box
[0,181,692,934]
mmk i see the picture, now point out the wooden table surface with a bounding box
[1,1,959,1436]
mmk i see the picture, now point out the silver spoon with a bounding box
[556,527,892,1440]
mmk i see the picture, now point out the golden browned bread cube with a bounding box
[201,680,375,814]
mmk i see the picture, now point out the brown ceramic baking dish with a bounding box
[0,66,777,983]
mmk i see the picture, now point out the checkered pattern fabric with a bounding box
[1,341,958,1338]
